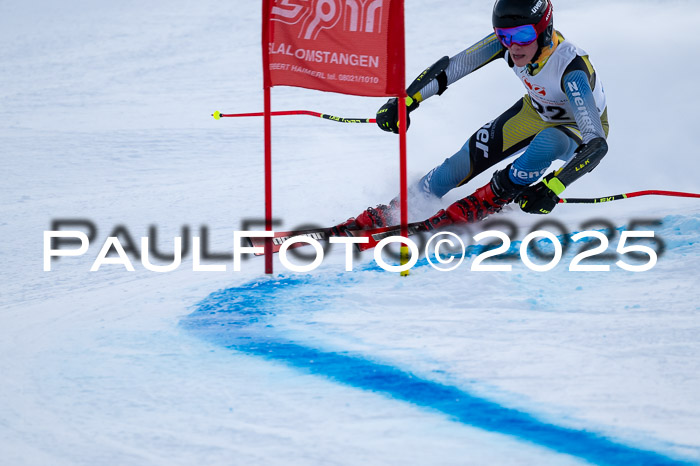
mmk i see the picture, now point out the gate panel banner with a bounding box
[263,0,405,97]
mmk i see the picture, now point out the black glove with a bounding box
[376,97,419,133]
[516,174,564,215]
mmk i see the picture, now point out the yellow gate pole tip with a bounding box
[212,111,221,120]
[400,245,410,277]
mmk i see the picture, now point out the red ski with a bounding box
[346,222,428,251]
[246,222,428,255]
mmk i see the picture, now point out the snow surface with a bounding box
[2,0,700,464]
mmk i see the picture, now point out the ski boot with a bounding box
[330,198,400,236]
[422,166,523,230]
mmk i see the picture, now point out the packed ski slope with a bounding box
[2,0,700,464]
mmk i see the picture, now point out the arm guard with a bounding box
[543,137,609,195]
[406,56,450,99]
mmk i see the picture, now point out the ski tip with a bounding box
[245,236,255,249]
[212,111,221,120]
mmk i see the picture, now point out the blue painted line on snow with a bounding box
[181,237,693,465]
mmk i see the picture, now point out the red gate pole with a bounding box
[262,0,273,274]
[398,96,408,239]
[263,86,273,274]
[398,94,409,275]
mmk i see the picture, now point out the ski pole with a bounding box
[212,110,375,124]
[560,190,700,204]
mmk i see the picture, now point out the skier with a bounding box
[335,0,609,234]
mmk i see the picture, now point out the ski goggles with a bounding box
[494,2,552,47]
[494,24,540,47]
